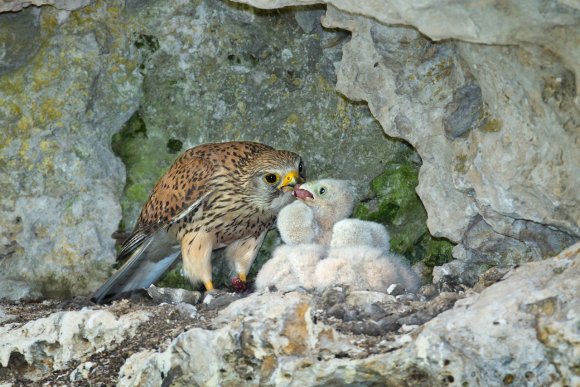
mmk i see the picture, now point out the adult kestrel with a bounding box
[92,141,304,303]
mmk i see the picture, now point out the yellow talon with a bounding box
[238,273,247,282]
[204,281,214,291]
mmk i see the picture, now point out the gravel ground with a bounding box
[0,280,480,386]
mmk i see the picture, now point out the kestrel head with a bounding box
[243,148,305,211]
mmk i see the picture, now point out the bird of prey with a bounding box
[257,178,419,293]
[278,179,356,245]
[92,141,304,303]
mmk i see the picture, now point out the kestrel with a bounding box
[278,179,356,245]
[92,141,304,303]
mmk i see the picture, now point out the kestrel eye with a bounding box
[319,187,326,195]
[264,173,279,184]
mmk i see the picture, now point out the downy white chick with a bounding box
[265,178,419,293]
[330,218,390,252]
[288,179,356,246]
[255,243,325,291]
[315,246,420,293]
[276,200,320,245]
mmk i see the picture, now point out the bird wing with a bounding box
[92,154,217,303]
[119,153,217,261]
[91,230,182,303]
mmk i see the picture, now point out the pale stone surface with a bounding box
[409,242,580,386]
[324,6,579,241]
[0,1,142,300]
[0,307,151,381]
[231,0,579,284]
[0,0,577,384]
[232,0,580,96]
[0,0,89,13]
[118,291,357,386]
[0,244,575,385]
[118,243,580,386]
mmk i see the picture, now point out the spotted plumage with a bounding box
[92,141,304,303]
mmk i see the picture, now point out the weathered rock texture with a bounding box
[0,2,142,300]
[0,0,89,13]
[232,0,580,285]
[117,243,579,386]
[0,307,151,381]
[233,0,580,97]
[1,243,577,385]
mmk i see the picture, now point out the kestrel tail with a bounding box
[92,141,305,303]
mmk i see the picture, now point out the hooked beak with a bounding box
[278,171,303,192]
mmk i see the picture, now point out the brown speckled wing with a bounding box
[119,152,215,261]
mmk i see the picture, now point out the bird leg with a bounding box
[225,231,267,286]
[181,231,215,291]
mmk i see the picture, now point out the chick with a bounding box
[276,200,320,245]
[315,246,420,293]
[330,218,390,252]
[266,178,419,294]
[290,179,356,245]
[255,243,325,291]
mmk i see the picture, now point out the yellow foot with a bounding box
[204,281,214,291]
[238,273,247,282]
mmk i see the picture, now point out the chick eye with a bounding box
[264,173,279,184]
[319,187,326,195]
[298,160,304,173]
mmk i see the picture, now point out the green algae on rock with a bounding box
[354,162,454,267]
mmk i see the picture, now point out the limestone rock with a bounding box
[325,6,579,245]
[0,243,574,385]
[118,243,579,386]
[0,307,151,381]
[407,242,580,386]
[146,285,202,305]
[231,0,579,284]
[118,292,357,386]
[0,2,142,299]
[0,0,89,13]
[232,0,580,97]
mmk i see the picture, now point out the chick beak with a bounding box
[278,171,302,192]
[292,186,314,200]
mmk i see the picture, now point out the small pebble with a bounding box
[327,304,346,319]
[400,324,419,333]
[377,317,400,332]
[396,293,418,302]
[203,294,214,305]
[175,302,198,319]
[418,284,439,300]
[387,284,404,296]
